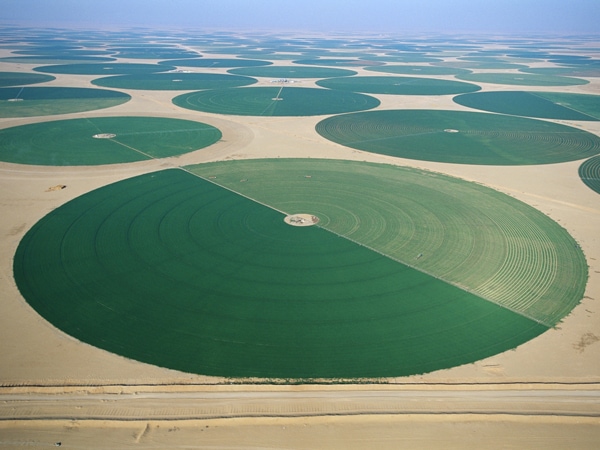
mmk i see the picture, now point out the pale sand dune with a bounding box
[1,38,600,448]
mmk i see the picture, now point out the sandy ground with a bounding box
[1,37,600,447]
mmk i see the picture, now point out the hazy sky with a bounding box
[2,0,599,34]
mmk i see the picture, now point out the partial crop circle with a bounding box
[454,91,600,121]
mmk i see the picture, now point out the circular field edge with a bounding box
[579,155,600,194]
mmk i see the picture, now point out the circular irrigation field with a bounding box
[0,86,131,118]
[363,65,471,76]
[579,155,600,194]
[455,72,589,86]
[453,91,600,121]
[0,71,55,87]
[159,58,273,68]
[92,73,257,90]
[33,62,177,75]
[316,109,600,165]
[292,58,385,67]
[520,67,600,78]
[316,76,481,95]
[227,66,357,78]
[0,117,221,165]
[14,159,587,379]
[173,87,380,116]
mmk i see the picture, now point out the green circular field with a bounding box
[0,87,130,118]
[316,110,600,165]
[0,117,221,165]
[368,55,443,63]
[14,159,587,379]
[173,87,380,116]
[520,67,600,78]
[227,66,357,78]
[0,56,116,64]
[579,155,600,194]
[454,91,600,121]
[92,73,257,91]
[293,58,384,67]
[434,61,529,70]
[159,58,273,68]
[455,72,589,86]
[316,76,481,95]
[364,65,471,76]
[108,47,199,59]
[33,63,176,75]
[0,71,55,87]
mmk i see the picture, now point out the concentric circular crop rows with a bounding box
[15,167,555,379]
[16,159,588,379]
[188,159,587,326]
[579,155,600,194]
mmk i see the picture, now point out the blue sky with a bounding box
[2,0,599,34]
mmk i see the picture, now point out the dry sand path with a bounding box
[2,385,600,420]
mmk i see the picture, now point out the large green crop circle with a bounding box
[173,87,380,116]
[316,109,600,165]
[0,117,222,165]
[14,160,586,379]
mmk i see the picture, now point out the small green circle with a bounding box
[33,63,176,75]
[0,116,221,165]
[0,71,56,87]
[173,87,380,116]
[228,66,357,78]
[316,76,481,95]
[92,73,257,90]
[455,72,589,86]
[0,86,130,118]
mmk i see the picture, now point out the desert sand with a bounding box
[1,36,600,448]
